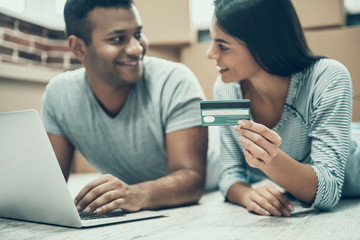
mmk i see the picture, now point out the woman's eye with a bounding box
[219,44,228,51]
[134,32,142,41]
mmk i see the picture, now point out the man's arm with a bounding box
[48,134,75,181]
[74,126,207,213]
[140,125,208,207]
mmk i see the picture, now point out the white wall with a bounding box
[190,0,214,30]
[1,0,216,31]
[1,0,359,32]
[0,0,66,30]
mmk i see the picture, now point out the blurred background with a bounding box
[1,0,359,172]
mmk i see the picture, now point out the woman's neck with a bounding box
[242,72,290,102]
[242,73,291,128]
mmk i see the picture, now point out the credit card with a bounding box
[200,100,250,126]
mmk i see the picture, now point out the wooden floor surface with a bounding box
[1,174,360,240]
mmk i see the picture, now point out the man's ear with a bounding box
[68,35,87,62]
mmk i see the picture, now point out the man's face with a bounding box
[83,6,146,86]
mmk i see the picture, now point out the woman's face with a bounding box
[207,21,263,83]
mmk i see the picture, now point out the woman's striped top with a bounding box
[214,58,360,210]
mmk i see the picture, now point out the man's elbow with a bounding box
[189,174,206,203]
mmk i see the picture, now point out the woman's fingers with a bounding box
[234,120,282,165]
[246,184,294,217]
[240,133,279,163]
[244,148,265,168]
[248,192,283,216]
[247,201,271,216]
[237,120,282,147]
[265,184,294,213]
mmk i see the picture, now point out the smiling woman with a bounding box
[207,0,360,218]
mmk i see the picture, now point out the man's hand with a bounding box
[74,174,147,214]
[243,183,294,217]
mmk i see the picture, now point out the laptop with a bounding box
[0,110,163,228]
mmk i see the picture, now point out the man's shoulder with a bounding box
[43,67,87,109]
[143,56,196,86]
[143,56,189,75]
[48,67,86,89]
[144,56,180,66]
[140,56,204,100]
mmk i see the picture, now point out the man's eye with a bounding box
[219,44,228,51]
[111,36,126,42]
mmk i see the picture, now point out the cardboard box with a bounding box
[147,46,180,63]
[135,0,195,46]
[305,26,360,97]
[292,0,345,29]
[180,42,219,100]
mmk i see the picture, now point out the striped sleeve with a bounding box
[309,60,353,210]
[214,78,249,198]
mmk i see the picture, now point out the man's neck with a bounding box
[87,75,133,117]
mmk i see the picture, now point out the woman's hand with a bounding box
[243,183,294,217]
[234,120,282,169]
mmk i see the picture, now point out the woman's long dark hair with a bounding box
[214,0,323,76]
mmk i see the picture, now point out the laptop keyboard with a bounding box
[79,210,125,220]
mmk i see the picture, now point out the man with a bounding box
[41,0,215,215]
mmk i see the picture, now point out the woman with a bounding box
[207,0,360,217]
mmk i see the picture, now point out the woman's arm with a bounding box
[235,120,318,204]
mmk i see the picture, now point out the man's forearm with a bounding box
[136,169,205,210]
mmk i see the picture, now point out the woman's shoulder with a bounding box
[303,58,353,101]
[293,58,352,90]
[312,58,351,80]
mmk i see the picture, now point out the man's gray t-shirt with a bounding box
[41,56,206,184]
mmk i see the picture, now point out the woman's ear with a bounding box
[68,35,87,62]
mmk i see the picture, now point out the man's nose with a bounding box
[125,37,143,56]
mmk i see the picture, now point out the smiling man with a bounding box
[41,0,212,215]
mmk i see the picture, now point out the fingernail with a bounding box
[274,210,281,216]
[264,211,271,216]
[85,207,91,213]
[239,136,247,143]
[76,205,81,212]
[96,208,102,214]
[234,126,240,130]
[238,120,245,126]
[288,204,294,211]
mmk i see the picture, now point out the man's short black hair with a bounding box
[64,0,134,45]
